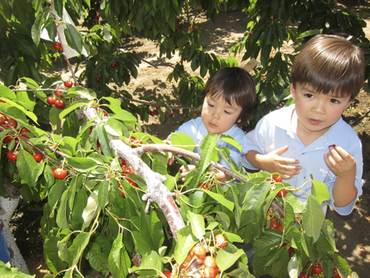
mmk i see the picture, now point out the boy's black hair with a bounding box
[291,34,365,99]
[204,67,256,122]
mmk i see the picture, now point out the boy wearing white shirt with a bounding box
[244,34,365,215]
[176,67,257,169]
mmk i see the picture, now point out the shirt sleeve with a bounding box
[242,116,271,170]
[327,139,363,216]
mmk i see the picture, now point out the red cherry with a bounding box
[1,117,17,129]
[52,168,68,180]
[110,62,119,69]
[277,188,288,198]
[63,80,73,88]
[215,234,228,249]
[298,272,309,278]
[3,135,13,144]
[54,88,63,97]
[163,270,171,278]
[272,174,283,183]
[33,153,44,162]
[20,127,30,139]
[204,256,217,269]
[6,151,17,161]
[288,247,295,257]
[333,268,341,278]
[127,178,138,188]
[204,266,219,278]
[47,96,57,105]
[311,263,323,275]
[191,244,207,261]
[52,42,63,52]
[199,182,210,189]
[270,217,283,232]
[54,99,65,109]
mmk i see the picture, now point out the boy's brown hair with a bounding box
[291,34,365,99]
[204,67,256,122]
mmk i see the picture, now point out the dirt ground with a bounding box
[11,9,370,278]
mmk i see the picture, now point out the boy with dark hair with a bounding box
[175,66,257,169]
[244,34,365,215]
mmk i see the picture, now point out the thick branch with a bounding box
[83,107,185,237]
[135,144,248,182]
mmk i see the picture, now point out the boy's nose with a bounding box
[312,100,326,114]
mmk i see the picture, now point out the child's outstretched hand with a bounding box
[248,145,301,179]
[324,145,356,178]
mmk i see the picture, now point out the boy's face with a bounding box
[201,94,242,134]
[291,83,351,139]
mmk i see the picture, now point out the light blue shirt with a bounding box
[244,105,363,216]
[176,117,248,169]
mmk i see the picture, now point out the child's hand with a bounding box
[252,146,301,179]
[324,145,356,178]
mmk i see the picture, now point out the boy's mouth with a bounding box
[308,118,322,126]
[208,122,218,129]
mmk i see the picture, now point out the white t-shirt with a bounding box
[244,105,363,216]
[176,117,248,169]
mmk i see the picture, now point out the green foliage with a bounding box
[0,83,355,277]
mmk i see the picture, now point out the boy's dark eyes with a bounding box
[330,98,340,104]
[224,110,232,115]
[303,93,313,98]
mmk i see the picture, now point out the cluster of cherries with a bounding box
[118,158,138,198]
[47,81,73,109]
[1,113,68,180]
[299,263,341,278]
[170,234,228,278]
[267,174,288,233]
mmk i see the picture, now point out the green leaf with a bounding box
[108,233,131,278]
[54,0,63,17]
[187,211,205,240]
[131,250,162,276]
[216,248,244,272]
[102,97,137,125]
[192,134,219,186]
[86,234,111,273]
[0,260,35,277]
[0,85,16,100]
[95,124,113,157]
[56,188,70,229]
[173,227,196,264]
[16,91,36,111]
[203,189,234,211]
[311,179,330,205]
[64,23,83,54]
[59,102,86,120]
[170,132,196,152]
[31,14,42,45]
[0,97,38,124]
[66,157,99,172]
[131,210,164,254]
[223,232,243,243]
[68,232,91,265]
[82,192,99,230]
[16,149,44,187]
[302,196,325,242]
[98,181,109,209]
[220,134,242,152]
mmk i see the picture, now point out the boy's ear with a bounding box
[290,84,297,99]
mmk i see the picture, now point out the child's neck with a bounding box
[296,121,329,146]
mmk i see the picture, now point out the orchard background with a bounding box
[0,1,369,278]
